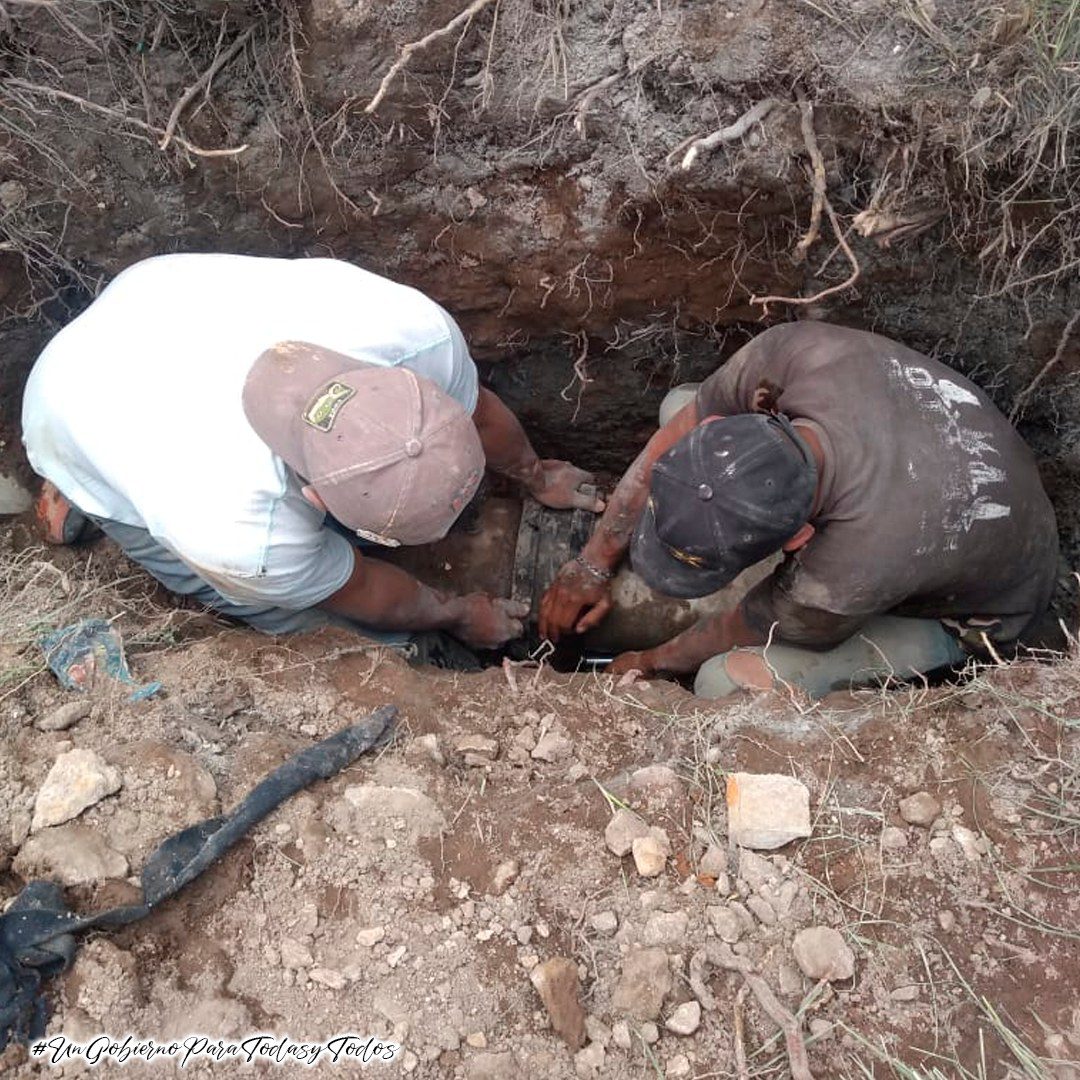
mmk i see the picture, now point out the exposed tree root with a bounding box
[678,97,778,170]
[365,0,496,115]
[792,87,825,265]
[160,24,254,150]
[1009,308,1080,423]
[690,943,814,1080]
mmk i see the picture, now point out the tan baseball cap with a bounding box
[243,341,484,546]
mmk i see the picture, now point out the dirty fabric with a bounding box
[698,322,1059,649]
[39,619,162,701]
[0,705,398,1051]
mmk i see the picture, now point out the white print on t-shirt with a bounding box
[886,357,1011,551]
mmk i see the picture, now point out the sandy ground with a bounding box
[0,523,1078,1079]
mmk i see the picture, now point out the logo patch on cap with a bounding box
[303,381,356,432]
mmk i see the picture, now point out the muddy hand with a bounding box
[529,460,606,513]
[608,650,657,678]
[538,558,613,642]
[454,595,530,650]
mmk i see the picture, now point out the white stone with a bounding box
[309,967,346,989]
[898,791,941,827]
[632,834,669,877]
[279,938,315,969]
[0,472,32,515]
[532,732,572,762]
[951,824,984,861]
[665,1001,701,1036]
[31,749,122,831]
[881,826,908,851]
[666,1054,692,1078]
[642,910,688,947]
[604,809,650,857]
[707,906,743,944]
[574,1041,605,1077]
[791,926,855,982]
[455,734,498,757]
[589,910,618,936]
[726,773,811,850]
[699,844,727,878]
[492,859,519,893]
[611,1019,632,1051]
[13,824,128,885]
[355,926,386,948]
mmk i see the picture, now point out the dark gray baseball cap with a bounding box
[630,413,817,599]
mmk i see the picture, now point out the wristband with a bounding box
[574,553,614,582]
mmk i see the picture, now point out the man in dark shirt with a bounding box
[539,322,1059,699]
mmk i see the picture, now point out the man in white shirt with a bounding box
[23,254,601,650]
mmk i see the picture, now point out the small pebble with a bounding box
[665,1001,701,1036]
[899,792,941,828]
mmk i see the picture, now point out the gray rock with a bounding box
[778,961,804,996]
[611,1019,632,1051]
[898,791,941,828]
[613,947,672,1021]
[532,732,573,762]
[604,809,650,857]
[738,848,779,890]
[467,1053,516,1080]
[336,785,445,840]
[0,472,32,515]
[584,1015,610,1047]
[707,906,743,944]
[791,926,855,982]
[746,895,777,926]
[727,773,811,850]
[455,734,498,758]
[639,1021,660,1044]
[406,733,445,766]
[355,926,386,948]
[589,910,618,936]
[280,937,315,968]
[642,910,689,947]
[492,859,520,893]
[36,699,92,732]
[13,824,128,884]
[699,844,727,879]
[31,749,122,831]
[574,1041,605,1077]
[665,1001,701,1036]
[309,967,346,989]
[937,910,956,932]
[666,1054,691,1077]
[881,826,908,851]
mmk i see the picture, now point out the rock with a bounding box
[881,826,908,851]
[309,967,346,989]
[728,902,756,935]
[707,906,744,944]
[808,1018,833,1040]
[532,732,572,762]
[456,734,498,758]
[492,859,520,893]
[632,829,670,877]
[937,910,956,932]
[530,956,586,1049]
[891,984,920,1001]
[665,1001,701,1036]
[898,791,941,827]
[0,471,32,515]
[791,926,855,982]
[334,785,445,841]
[466,1032,488,1048]
[737,848,779,890]
[726,773,811,850]
[36,699,92,732]
[929,836,953,857]
[640,1022,660,1044]
[467,1052,516,1080]
[611,1019,632,1051]
[406,733,445,766]
[699,844,727,878]
[584,1016,610,1047]
[280,938,315,969]
[628,765,685,802]
[604,809,650,857]
[643,911,689,947]
[666,1054,691,1078]
[746,896,777,926]
[13,824,128,885]
[355,926,386,948]
[589,910,618,936]
[574,1041,605,1077]
[0,181,26,212]
[31,749,122,831]
[951,824,985,861]
[778,962,804,996]
[613,947,672,1021]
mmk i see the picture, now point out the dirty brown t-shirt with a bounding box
[696,322,1058,650]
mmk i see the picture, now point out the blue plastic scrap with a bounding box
[38,618,163,702]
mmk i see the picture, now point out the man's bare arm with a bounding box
[319,552,527,649]
[538,400,699,641]
[608,603,766,676]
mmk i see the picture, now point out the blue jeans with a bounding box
[90,515,409,643]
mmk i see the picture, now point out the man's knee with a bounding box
[695,648,773,699]
[658,383,700,428]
